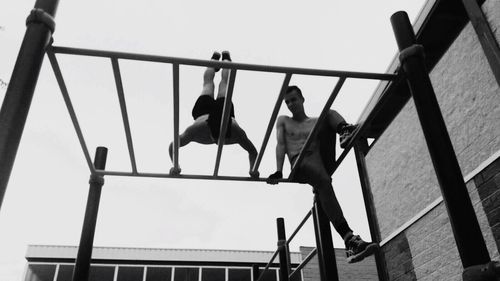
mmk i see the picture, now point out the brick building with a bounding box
[23,245,377,281]
[355,0,500,280]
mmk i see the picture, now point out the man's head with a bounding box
[284,85,305,115]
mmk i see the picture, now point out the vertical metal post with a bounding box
[276,218,290,281]
[311,195,339,281]
[391,11,495,278]
[252,264,259,281]
[0,0,59,211]
[354,139,389,281]
[72,147,108,281]
[172,63,180,173]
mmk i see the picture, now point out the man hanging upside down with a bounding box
[266,85,377,263]
[169,51,259,178]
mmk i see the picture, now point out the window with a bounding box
[146,267,172,281]
[56,265,74,281]
[202,268,225,281]
[24,264,56,281]
[257,269,277,281]
[89,266,115,281]
[117,266,144,281]
[228,268,251,281]
[174,267,199,281]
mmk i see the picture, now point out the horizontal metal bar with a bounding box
[289,77,346,180]
[95,169,293,183]
[252,73,292,174]
[111,58,138,174]
[289,248,317,280]
[286,209,313,245]
[213,69,237,176]
[49,46,397,81]
[46,50,95,173]
[256,249,280,281]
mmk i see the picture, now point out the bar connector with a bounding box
[277,239,286,251]
[88,174,104,186]
[463,261,500,281]
[398,44,425,64]
[26,8,56,33]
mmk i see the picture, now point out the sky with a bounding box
[0,0,426,280]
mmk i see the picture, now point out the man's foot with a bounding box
[169,166,181,176]
[339,124,358,149]
[211,51,221,72]
[345,235,378,263]
[222,51,231,62]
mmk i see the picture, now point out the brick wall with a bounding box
[376,159,500,280]
[363,0,500,280]
[299,247,378,281]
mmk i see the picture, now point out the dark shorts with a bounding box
[192,95,235,139]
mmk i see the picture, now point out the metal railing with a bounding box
[254,197,338,281]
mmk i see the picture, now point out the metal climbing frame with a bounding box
[42,45,395,281]
[44,45,396,181]
[2,0,499,280]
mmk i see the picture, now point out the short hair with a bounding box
[285,85,304,100]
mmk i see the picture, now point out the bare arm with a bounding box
[236,129,258,177]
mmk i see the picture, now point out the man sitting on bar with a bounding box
[169,51,259,177]
[266,85,377,263]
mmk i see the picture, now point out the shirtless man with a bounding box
[267,85,377,263]
[168,51,258,177]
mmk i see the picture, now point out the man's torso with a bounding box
[281,116,320,160]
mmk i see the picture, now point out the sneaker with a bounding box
[345,235,378,263]
[222,50,232,61]
[211,51,221,72]
[339,124,357,149]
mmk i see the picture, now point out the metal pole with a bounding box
[72,147,108,281]
[311,195,339,281]
[0,0,59,211]
[251,73,291,174]
[213,69,237,176]
[111,58,137,174]
[172,63,180,173]
[354,139,389,281]
[391,11,496,278]
[252,264,259,281]
[276,218,290,281]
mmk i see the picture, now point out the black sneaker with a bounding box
[211,51,221,72]
[339,124,357,149]
[345,235,378,263]
[222,50,232,61]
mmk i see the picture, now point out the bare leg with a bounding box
[216,68,230,99]
[201,67,216,98]
[327,109,347,132]
[216,51,232,99]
